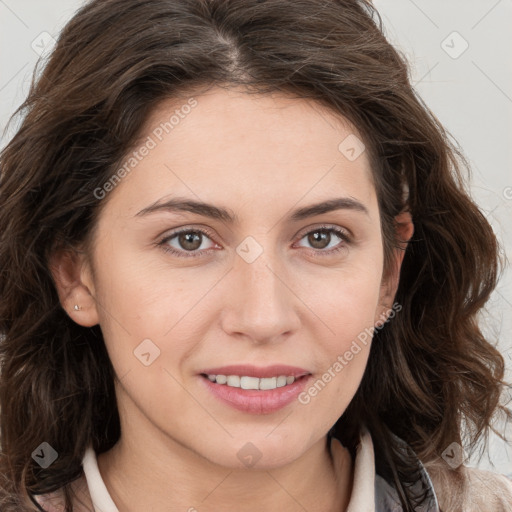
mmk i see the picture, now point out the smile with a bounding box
[200,373,312,414]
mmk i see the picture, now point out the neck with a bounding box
[96,406,353,512]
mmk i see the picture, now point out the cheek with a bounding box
[91,236,184,328]
[296,253,383,401]
[315,286,378,395]
[299,251,384,335]
[296,286,377,426]
[90,242,220,382]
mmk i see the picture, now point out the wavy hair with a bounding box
[1,0,510,510]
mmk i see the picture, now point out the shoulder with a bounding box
[460,466,512,510]
[425,461,512,512]
[368,428,512,512]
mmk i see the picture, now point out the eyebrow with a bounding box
[135,196,369,223]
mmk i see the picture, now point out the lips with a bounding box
[198,364,313,414]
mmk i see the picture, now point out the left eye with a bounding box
[158,226,350,258]
[295,227,349,252]
[159,229,217,257]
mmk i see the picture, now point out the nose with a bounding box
[219,249,301,345]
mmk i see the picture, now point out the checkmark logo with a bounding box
[237,442,263,468]
[134,338,161,366]
[31,442,59,469]
[31,31,57,57]
[441,442,465,469]
[236,236,263,263]
[441,31,469,59]
[338,134,365,161]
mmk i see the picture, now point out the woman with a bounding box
[0,0,511,510]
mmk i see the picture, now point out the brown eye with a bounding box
[295,226,351,256]
[177,231,203,251]
[307,230,332,249]
[159,228,218,258]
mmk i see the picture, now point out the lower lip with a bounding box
[199,374,312,414]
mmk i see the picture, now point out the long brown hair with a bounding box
[1,0,510,510]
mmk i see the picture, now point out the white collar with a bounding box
[81,428,377,512]
[82,446,120,512]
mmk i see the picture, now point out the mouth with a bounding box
[198,367,313,414]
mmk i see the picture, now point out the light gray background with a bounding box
[1,0,511,475]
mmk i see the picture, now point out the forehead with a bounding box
[145,85,366,162]
[102,85,378,221]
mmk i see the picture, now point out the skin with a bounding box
[51,85,413,512]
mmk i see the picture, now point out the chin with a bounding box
[198,432,314,470]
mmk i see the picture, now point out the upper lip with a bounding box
[199,364,311,379]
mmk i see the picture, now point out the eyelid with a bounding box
[294,223,352,242]
[159,223,351,243]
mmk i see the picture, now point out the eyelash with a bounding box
[157,224,352,259]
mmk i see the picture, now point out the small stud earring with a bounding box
[74,305,81,311]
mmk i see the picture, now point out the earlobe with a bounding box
[49,247,100,327]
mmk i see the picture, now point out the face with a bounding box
[55,86,403,469]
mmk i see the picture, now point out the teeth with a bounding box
[259,377,277,390]
[215,375,227,384]
[206,374,298,390]
[240,376,259,390]
[227,375,240,387]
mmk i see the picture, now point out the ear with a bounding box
[49,246,100,327]
[375,210,414,326]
